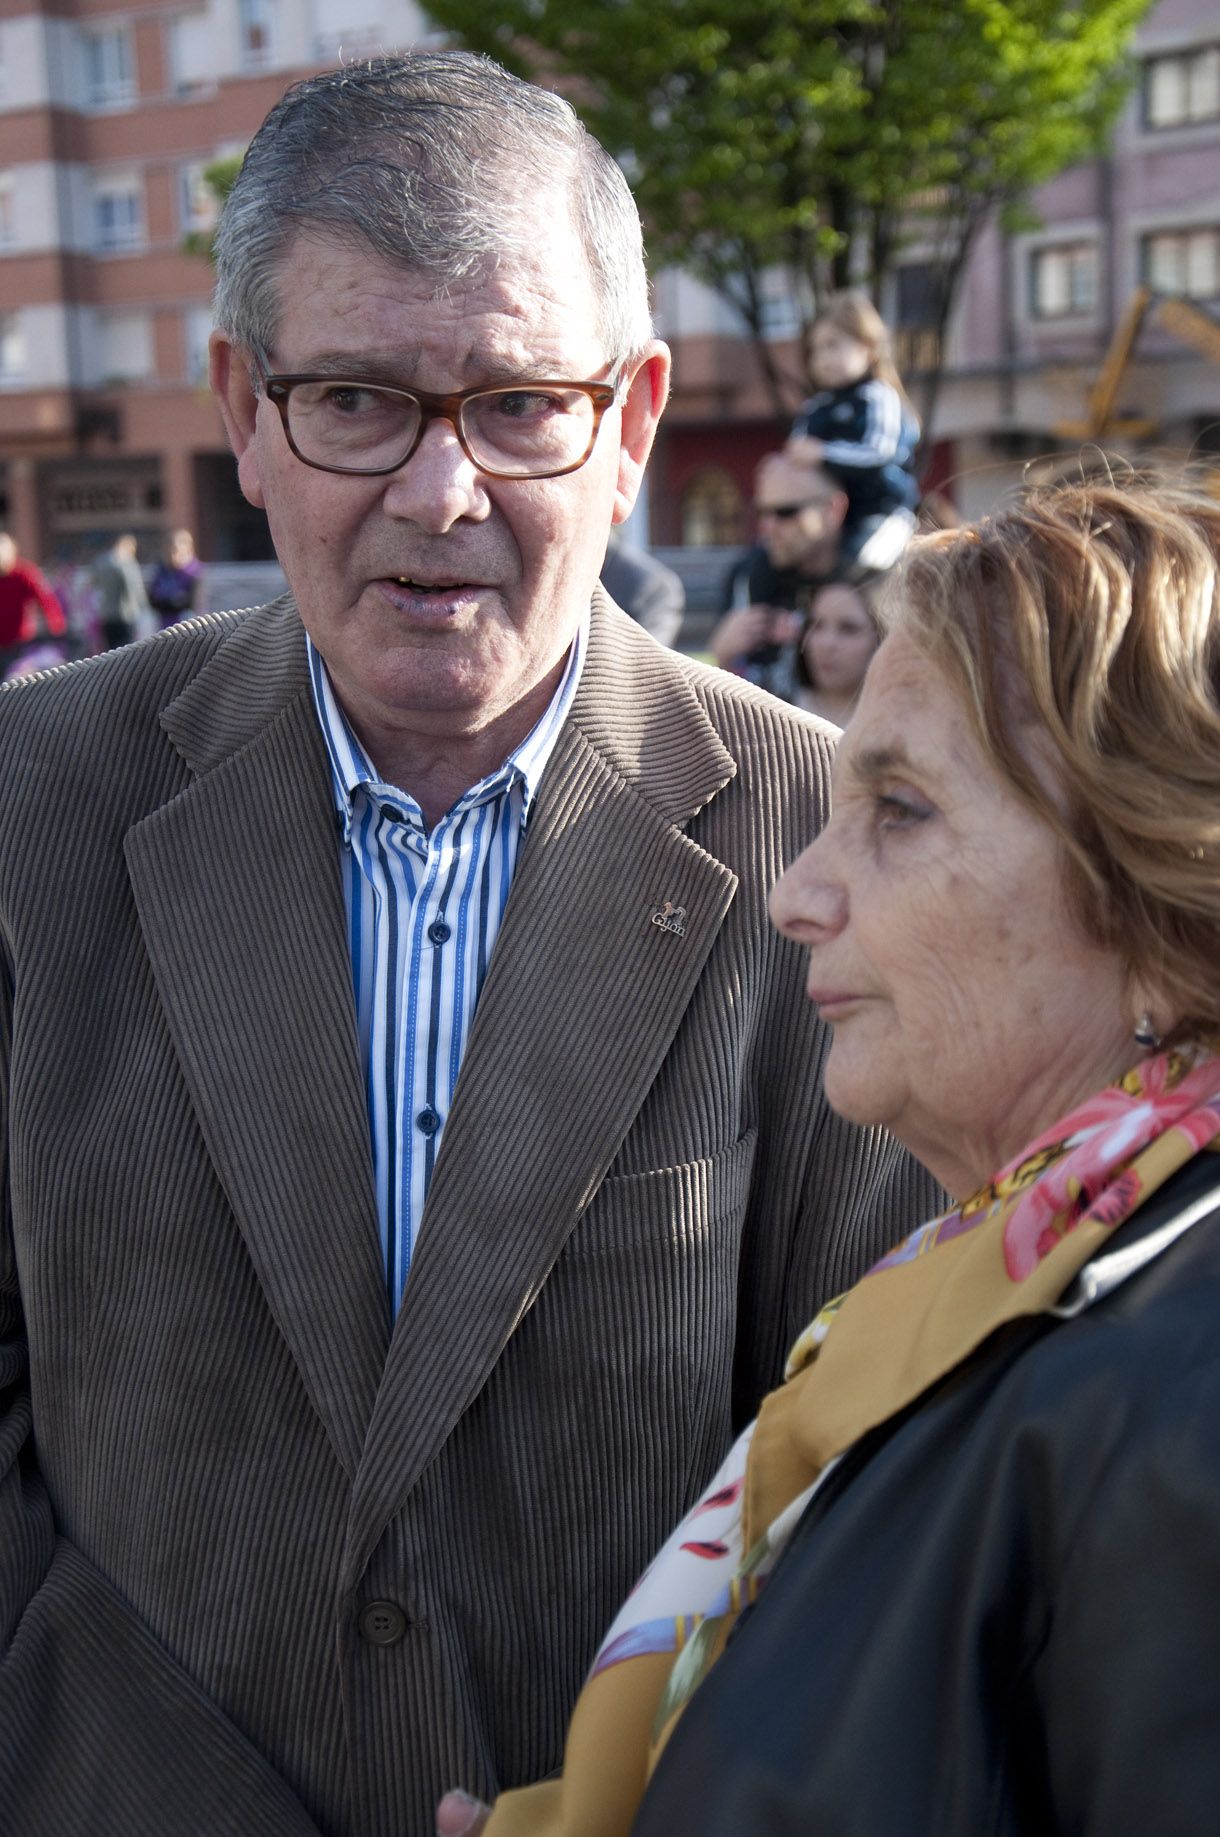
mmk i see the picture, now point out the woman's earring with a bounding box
[1134,1011,1162,1051]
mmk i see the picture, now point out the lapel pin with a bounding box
[650,901,687,937]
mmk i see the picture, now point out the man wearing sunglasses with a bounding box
[0,51,938,1837]
[712,451,850,699]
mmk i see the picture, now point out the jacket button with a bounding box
[359,1600,408,1647]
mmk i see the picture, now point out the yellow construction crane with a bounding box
[1054,287,1220,441]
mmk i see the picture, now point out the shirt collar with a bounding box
[306,613,589,844]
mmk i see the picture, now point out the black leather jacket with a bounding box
[633,1154,1220,1837]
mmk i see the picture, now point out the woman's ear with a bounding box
[1128,978,1181,1051]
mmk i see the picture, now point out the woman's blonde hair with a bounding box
[897,474,1220,1049]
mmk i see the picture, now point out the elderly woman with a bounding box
[440,477,1220,1837]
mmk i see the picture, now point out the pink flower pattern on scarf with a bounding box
[995,1053,1220,1278]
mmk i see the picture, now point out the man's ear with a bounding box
[612,343,671,526]
[209,331,266,510]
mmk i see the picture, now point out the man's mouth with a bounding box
[390,577,476,592]
[373,575,496,626]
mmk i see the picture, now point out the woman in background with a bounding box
[148,528,206,626]
[793,573,885,727]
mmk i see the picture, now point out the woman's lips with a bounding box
[807,988,866,1016]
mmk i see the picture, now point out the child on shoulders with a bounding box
[788,290,920,574]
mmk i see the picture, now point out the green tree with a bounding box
[182,152,244,262]
[422,0,1151,423]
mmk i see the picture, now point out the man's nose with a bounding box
[769,834,847,943]
[379,416,489,532]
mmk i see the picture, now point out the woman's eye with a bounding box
[875,792,929,830]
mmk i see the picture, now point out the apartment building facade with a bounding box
[646,0,1220,541]
[930,0,1220,519]
[0,0,1216,567]
[0,0,430,565]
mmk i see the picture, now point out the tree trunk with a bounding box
[736,262,804,420]
[912,200,993,467]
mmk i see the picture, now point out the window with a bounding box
[1144,45,1220,129]
[756,270,802,343]
[0,312,26,381]
[681,469,743,548]
[169,12,217,96]
[238,0,276,70]
[895,261,938,329]
[1030,243,1098,319]
[184,303,213,383]
[313,0,384,58]
[0,172,15,247]
[98,310,153,383]
[893,262,943,373]
[83,27,135,108]
[179,162,218,237]
[93,177,143,252]
[1142,226,1220,300]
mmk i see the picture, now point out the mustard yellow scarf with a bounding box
[486,1050,1220,1837]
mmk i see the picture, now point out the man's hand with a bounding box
[709,604,775,667]
[436,1788,491,1835]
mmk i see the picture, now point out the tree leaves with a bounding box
[424,0,1151,411]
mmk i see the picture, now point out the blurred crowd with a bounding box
[0,526,206,680]
[1,293,925,715]
[707,289,940,728]
[600,287,941,734]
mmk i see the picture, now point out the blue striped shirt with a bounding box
[307,625,587,1313]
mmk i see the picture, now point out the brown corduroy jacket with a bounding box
[0,593,940,1836]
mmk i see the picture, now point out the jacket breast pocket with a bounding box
[532,1130,761,1494]
[570,1128,759,1255]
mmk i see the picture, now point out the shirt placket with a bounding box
[396,805,469,1305]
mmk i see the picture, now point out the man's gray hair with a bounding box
[213,51,654,367]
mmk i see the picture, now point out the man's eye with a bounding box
[491,390,565,422]
[320,385,384,415]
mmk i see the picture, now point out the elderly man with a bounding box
[712,453,849,699]
[0,53,939,1837]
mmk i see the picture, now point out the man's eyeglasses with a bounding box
[259,366,626,481]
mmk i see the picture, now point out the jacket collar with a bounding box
[139,587,741,1566]
[159,594,310,774]
[160,587,737,827]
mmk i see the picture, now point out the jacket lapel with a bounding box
[345,600,739,1575]
[124,602,388,1480]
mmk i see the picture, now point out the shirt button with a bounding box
[427,919,451,945]
[359,1600,408,1647]
[416,1106,440,1137]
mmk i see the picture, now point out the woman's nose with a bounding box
[769,834,848,943]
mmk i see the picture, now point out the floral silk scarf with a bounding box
[485,1049,1220,1837]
